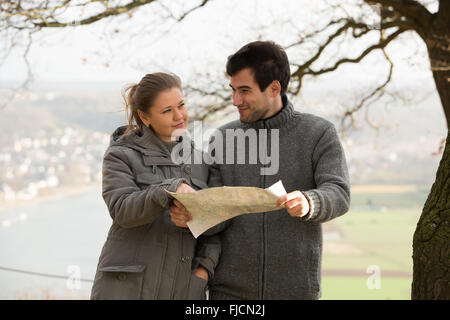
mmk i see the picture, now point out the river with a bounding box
[0,188,110,299]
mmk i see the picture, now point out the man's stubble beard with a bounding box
[240,103,271,124]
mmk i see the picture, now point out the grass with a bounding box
[322,210,419,270]
[321,276,412,300]
[350,193,429,209]
[320,187,426,300]
[351,185,418,193]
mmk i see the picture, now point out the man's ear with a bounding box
[137,109,150,126]
[270,80,282,97]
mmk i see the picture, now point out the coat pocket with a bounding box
[92,264,147,300]
[136,173,162,187]
[186,274,208,300]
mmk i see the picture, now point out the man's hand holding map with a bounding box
[167,180,287,238]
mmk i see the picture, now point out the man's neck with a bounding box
[262,95,284,120]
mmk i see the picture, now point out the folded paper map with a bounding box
[167,180,287,238]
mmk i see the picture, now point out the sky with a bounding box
[0,0,445,133]
[0,0,436,85]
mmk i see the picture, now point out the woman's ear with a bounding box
[137,109,150,126]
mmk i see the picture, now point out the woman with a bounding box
[90,72,220,300]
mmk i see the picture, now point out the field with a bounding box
[319,185,427,300]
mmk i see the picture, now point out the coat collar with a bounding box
[110,125,193,161]
[133,125,175,155]
[110,125,175,156]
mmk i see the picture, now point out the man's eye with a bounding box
[163,109,171,113]
[178,103,185,108]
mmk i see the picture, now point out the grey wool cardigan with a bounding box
[207,95,351,300]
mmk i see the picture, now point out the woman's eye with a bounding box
[162,109,171,114]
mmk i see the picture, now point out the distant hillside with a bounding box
[0,88,125,140]
[0,81,446,189]
[29,95,125,134]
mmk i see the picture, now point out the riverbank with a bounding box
[0,183,101,213]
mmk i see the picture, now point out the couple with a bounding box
[90,41,350,300]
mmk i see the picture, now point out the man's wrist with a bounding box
[301,191,314,219]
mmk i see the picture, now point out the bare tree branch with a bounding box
[304,27,407,76]
[1,0,213,29]
[289,15,410,95]
[0,0,214,110]
[364,0,433,37]
[177,0,209,21]
[341,42,394,132]
[184,82,233,121]
[0,28,37,110]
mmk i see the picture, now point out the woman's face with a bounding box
[138,87,188,142]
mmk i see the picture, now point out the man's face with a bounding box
[229,68,273,123]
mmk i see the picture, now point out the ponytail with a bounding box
[122,83,143,136]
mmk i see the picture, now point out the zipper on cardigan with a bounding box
[261,120,268,300]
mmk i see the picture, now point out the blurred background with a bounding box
[0,0,447,299]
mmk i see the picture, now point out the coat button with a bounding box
[117,273,127,281]
[180,256,192,263]
[184,165,192,174]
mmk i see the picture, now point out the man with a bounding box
[171,41,350,300]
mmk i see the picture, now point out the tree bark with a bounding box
[411,0,450,299]
[412,130,449,299]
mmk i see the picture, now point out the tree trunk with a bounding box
[412,130,449,299]
[411,1,450,299]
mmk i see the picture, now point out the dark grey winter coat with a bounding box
[90,125,220,300]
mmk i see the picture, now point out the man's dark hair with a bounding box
[226,41,290,95]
